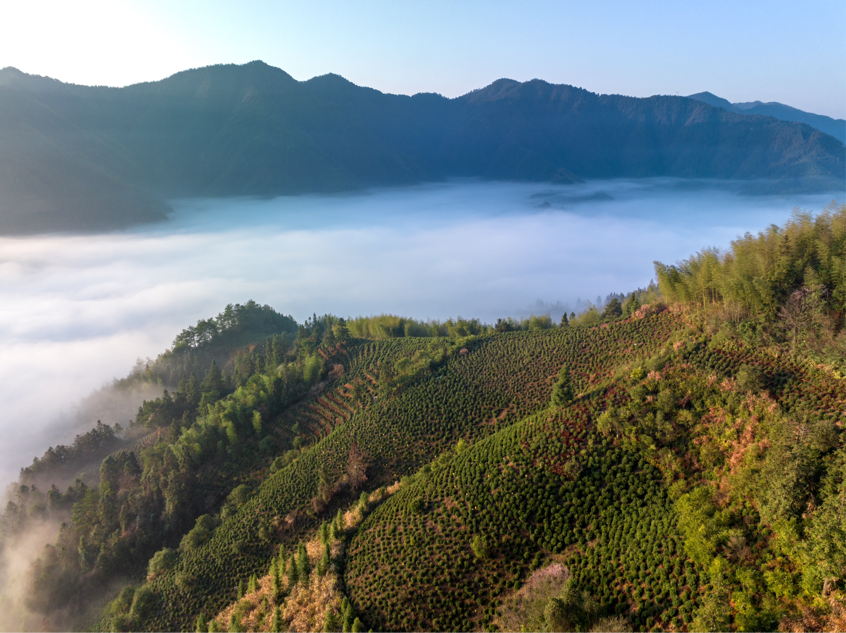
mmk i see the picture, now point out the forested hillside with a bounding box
[1,206,844,632]
[0,61,843,233]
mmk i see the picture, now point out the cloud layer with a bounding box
[0,179,841,486]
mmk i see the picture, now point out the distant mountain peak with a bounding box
[686,91,734,111]
[687,91,845,143]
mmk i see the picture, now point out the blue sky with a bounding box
[1,0,844,118]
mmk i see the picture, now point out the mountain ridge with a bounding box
[687,90,846,143]
[0,62,843,234]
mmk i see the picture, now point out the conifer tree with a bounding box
[297,543,310,581]
[287,555,299,586]
[323,609,339,632]
[271,606,282,633]
[317,541,331,576]
[333,319,350,344]
[552,365,574,407]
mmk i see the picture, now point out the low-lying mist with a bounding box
[0,178,841,488]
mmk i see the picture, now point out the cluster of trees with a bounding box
[1,304,362,630]
[345,314,487,339]
[655,205,845,319]
[19,420,123,484]
[172,301,298,352]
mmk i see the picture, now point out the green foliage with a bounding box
[551,365,574,407]
[147,548,177,580]
[9,240,845,633]
[180,515,216,552]
[800,454,846,592]
[656,205,846,318]
[471,535,488,559]
[675,487,730,568]
[130,585,154,619]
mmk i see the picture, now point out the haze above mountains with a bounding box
[0,60,843,234]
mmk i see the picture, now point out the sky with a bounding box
[0,0,844,119]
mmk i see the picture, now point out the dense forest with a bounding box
[1,206,844,632]
[0,61,844,233]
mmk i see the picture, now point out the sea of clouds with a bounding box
[0,178,841,487]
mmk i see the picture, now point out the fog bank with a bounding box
[0,178,841,487]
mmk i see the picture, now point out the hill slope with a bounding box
[1,208,844,632]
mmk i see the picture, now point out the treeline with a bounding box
[343,293,665,341]
[19,420,124,483]
[655,204,845,318]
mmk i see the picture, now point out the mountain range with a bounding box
[0,61,843,233]
[687,91,846,144]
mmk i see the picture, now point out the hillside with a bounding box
[0,207,844,632]
[0,62,843,233]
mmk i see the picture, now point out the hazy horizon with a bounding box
[1,178,843,488]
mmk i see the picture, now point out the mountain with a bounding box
[0,61,843,234]
[688,91,846,143]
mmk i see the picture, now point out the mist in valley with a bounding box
[0,178,842,491]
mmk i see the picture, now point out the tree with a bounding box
[346,441,368,490]
[551,365,574,407]
[560,312,569,327]
[228,612,243,633]
[297,543,310,581]
[324,609,339,632]
[471,535,488,559]
[271,606,282,633]
[602,297,622,320]
[322,328,336,349]
[147,548,177,580]
[333,319,350,343]
[624,292,640,317]
[130,585,154,620]
[202,361,225,395]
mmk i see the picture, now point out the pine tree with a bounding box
[202,361,224,394]
[323,609,339,632]
[287,555,299,586]
[195,613,207,633]
[317,541,331,576]
[551,365,574,407]
[297,543,310,581]
[271,606,282,633]
[333,319,350,344]
[322,328,336,349]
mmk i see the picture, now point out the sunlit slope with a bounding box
[344,315,846,632]
[346,407,682,632]
[137,313,679,631]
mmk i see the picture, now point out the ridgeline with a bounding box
[0,61,843,233]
